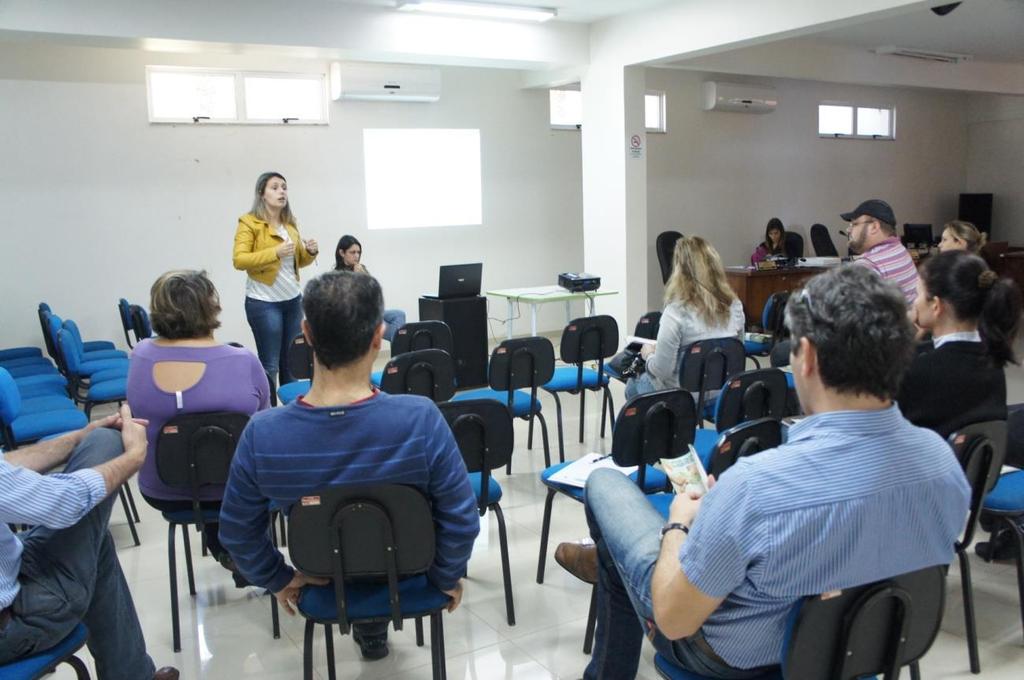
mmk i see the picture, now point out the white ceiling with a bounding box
[810,0,1024,64]
[328,0,671,23]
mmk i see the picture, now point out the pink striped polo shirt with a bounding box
[852,236,919,304]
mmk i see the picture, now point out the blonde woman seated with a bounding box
[127,270,270,584]
[627,236,745,399]
[939,220,987,254]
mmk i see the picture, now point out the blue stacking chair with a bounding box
[373,321,456,388]
[0,622,91,679]
[603,311,661,383]
[693,368,788,468]
[38,305,118,361]
[451,336,554,469]
[0,343,60,379]
[290,485,453,680]
[542,315,618,463]
[278,334,313,405]
[129,305,153,344]
[42,314,127,380]
[57,329,126,419]
[440,399,516,625]
[12,372,68,399]
[653,566,943,680]
[536,389,696,587]
[0,368,87,450]
[743,292,789,368]
[0,347,44,362]
[117,298,135,348]
[380,349,457,403]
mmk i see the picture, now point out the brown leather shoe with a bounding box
[555,541,598,585]
[153,667,180,680]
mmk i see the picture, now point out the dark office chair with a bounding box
[707,417,782,479]
[743,292,789,368]
[677,337,746,421]
[373,321,456,388]
[604,311,661,383]
[656,230,683,284]
[380,349,457,403]
[290,484,452,680]
[694,367,788,468]
[783,231,804,259]
[810,223,839,257]
[279,334,314,404]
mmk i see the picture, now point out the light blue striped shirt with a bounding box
[0,458,107,609]
[680,405,969,669]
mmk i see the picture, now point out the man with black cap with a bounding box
[841,198,919,304]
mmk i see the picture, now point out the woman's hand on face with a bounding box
[304,239,319,256]
[355,263,368,274]
[277,241,296,259]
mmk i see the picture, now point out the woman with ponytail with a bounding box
[897,250,1022,437]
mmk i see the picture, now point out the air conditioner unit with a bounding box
[330,62,441,103]
[874,46,972,64]
[702,81,777,113]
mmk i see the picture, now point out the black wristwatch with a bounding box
[661,522,689,537]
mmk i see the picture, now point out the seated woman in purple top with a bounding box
[750,217,786,265]
[127,270,269,581]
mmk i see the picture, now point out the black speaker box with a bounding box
[418,296,488,388]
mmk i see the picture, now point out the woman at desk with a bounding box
[335,234,406,341]
[939,220,986,254]
[750,217,786,265]
[627,236,745,399]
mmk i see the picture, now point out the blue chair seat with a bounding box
[78,358,129,376]
[451,389,540,418]
[602,364,623,381]
[370,369,383,387]
[82,349,128,361]
[298,574,450,622]
[744,340,771,355]
[468,472,503,505]
[654,652,781,680]
[10,409,88,444]
[20,395,79,414]
[647,493,674,519]
[15,373,67,390]
[693,429,720,469]
[0,356,54,370]
[0,347,42,361]
[162,508,221,524]
[90,367,128,384]
[83,340,116,352]
[784,372,794,389]
[17,381,69,399]
[983,471,1024,513]
[541,460,667,499]
[87,378,126,401]
[4,363,60,379]
[543,366,609,391]
[278,379,311,405]
[0,621,89,680]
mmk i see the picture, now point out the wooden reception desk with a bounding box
[725,266,826,327]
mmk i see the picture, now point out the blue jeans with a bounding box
[245,295,304,385]
[582,468,774,680]
[382,309,406,343]
[0,429,156,678]
[625,372,657,400]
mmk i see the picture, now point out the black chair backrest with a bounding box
[783,566,946,680]
[762,292,790,342]
[714,368,788,432]
[611,389,697,488]
[488,336,555,393]
[677,337,746,416]
[656,230,683,284]
[948,420,1007,549]
[810,224,839,257]
[117,298,134,348]
[560,315,618,365]
[380,349,456,402]
[1007,404,1024,469]
[784,231,804,259]
[439,399,514,510]
[391,321,454,358]
[709,417,782,478]
[633,311,662,340]
[288,484,436,632]
[129,305,152,342]
[155,411,249,493]
[287,333,314,381]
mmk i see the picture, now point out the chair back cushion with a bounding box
[391,321,454,358]
[784,232,804,259]
[677,338,746,394]
[57,328,83,375]
[489,336,555,391]
[287,333,315,380]
[155,411,249,492]
[438,399,514,473]
[380,349,456,402]
[633,311,662,340]
[709,418,782,478]
[714,368,788,431]
[761,292,790,342]
[611,389,697,467]
[0,368,22,423]
[559,315,619,365]
[810,223,839,257]
[948,420,1007,547]
[656,230,683,284]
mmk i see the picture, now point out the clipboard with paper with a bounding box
[545,453,639,488]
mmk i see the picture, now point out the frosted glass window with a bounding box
[645,92,666,132]
[149,71,236,121]
[857,107,893,137]
[363,129,482,230]
[818,104,853,136]
[550,89,583,128]
[244,76,326,122]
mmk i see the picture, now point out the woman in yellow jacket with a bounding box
[233,171,318,387]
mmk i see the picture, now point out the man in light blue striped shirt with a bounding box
[0,406,177,679]
[578,266,970,679]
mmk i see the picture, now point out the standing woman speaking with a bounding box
[233,171,318,387]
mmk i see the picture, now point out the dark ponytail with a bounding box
[921,251,1022,366]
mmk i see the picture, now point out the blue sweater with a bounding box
[219,392,479,593]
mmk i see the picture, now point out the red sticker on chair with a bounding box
[301,496,321,506]
[691,346,702,353]
[624,407,637,417]
[162,426,178,434]
[387,366,398,374]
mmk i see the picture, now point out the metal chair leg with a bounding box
[551,391,565,464]
[168,523,181,652]
[124,483,141,522]
[416,617,425,646]
[578,388,586,443]
[599,386,608,438]
[603,386,615,434]
[957,544,981,674]
[66,654,90,680]
[181,524,196,596]
[1007,518,1024,645]
[536,488,557,583]
[118,487,140,547]
[302,619,315,680]
[270,592,280,639]
[492,503,516,625]
[324,623,336,680]
[527,404,536,450]
[536,412,553,466]
[583,585,597,654]
[910,661,922,680]
[278,511,287,547]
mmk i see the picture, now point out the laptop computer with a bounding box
[424,263,482,299]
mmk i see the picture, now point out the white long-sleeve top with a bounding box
[645,298,745,391]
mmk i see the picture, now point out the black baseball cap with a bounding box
[840,199,896,227]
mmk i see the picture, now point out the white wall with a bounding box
[643,68,969,309]
[0,42,583,351]
[966,94,1024,243]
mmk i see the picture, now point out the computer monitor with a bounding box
[903,223,933,246]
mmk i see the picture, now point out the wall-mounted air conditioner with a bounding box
[702,81,777,113]
[330,62,441,103]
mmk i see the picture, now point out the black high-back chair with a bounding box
[656,230,683,284]
[947,420,1007,674]
[810,223,839,257]
[542,315,618,462]
[695,367,787,467]
[380,349,456,402]
[677,337,746,419]
[287,334,314,381]
[154,411,263,652]
[289,484,451,680]
[708,418,782,479]
[784,231,804,259]
[439,399,516,625]
[391,321,454,358]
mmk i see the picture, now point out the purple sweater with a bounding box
[127,339,270,501]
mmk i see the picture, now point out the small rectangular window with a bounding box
[856,107,893,138]
[645,92,666,133]
[550,89,582,129]
[818,104,853,136]
[243,75,327,123]
[148,70,237,122]
[819,102,895,140]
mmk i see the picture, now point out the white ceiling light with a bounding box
[396,1,557,22]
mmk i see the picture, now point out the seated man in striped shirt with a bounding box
[0,405,177,679]
[569,266,969,679]
[842,198,920,304]
[220,270,479,661]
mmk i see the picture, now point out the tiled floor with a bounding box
[47,356,1024,679]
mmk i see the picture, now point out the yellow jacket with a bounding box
[232,213,315,285]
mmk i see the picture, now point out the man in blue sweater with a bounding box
[220,270,479,660]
